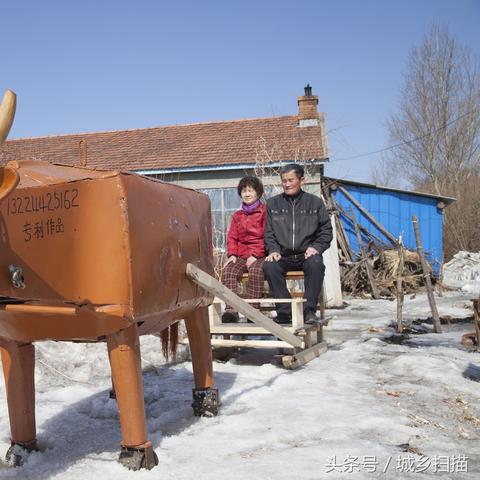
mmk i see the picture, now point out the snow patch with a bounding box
[0,292,479,479]
[443,251,480,296]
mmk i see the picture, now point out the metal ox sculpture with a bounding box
[0,90,219,470]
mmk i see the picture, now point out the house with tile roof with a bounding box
[1,85,328,251]
[0,85,327,187]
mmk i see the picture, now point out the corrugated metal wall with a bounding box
[332,184,444,274]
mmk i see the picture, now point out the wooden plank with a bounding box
[334,213,353,262]
[294,323,325,336]
[210,324,295,335]
[241,271,306,280]
[319,285,326,320]
[186,263,302,347]
[316,324,323,343]
[291,298,304,331]
[183,338,294,349]
[209,302,222,326]
[302,329,312,349]
[211,297,306,304]
[211,339,293,349]
[282,342,328,369]
[245,298,305,304]
[210,322,322,336]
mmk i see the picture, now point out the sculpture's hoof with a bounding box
[192,387,219,417]
[5,439,39,467]
[118,442,158,470]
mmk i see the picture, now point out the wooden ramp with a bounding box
[185,263,328,369]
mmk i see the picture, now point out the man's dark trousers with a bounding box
[263,254,325,317]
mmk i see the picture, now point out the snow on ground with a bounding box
[0,291,479,479]
[443,251,480,296]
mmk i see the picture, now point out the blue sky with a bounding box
[1,0,479,182]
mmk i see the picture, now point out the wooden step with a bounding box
[210,324,294,335]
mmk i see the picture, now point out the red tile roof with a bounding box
[0,115,327,172]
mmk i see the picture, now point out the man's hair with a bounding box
[237,176,264,198]
[280,163,304,178]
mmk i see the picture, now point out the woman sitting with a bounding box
[221,176,266,323]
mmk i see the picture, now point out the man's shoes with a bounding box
[222,311,240,323]
[304,310,320,325]
[275,314,292,325]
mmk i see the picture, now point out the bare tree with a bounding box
[441,172,480,257]
[370,156,402,187]
[381,24,480,259]
[253,135,320,193]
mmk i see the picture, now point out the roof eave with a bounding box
[325,176,456,205]
[135,158,329,175]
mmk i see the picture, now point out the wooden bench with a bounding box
[185,264,329,368]
[208,296,328,360]
[208,271,329,353]
[239,270,326,319]
[210,297,307,331]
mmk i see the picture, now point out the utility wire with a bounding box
[331,109,475,162]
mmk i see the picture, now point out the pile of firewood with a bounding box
[323,181,432,299]
[341,248,427,297]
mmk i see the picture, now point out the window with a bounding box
[200,188,239,252]
[200,185,281,252]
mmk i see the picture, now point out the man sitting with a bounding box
[263,164,333,324]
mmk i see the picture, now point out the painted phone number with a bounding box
[7,188,80,216]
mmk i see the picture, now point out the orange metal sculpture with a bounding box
[0,90,219,470]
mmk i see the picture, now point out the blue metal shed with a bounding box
[328,178,455,275]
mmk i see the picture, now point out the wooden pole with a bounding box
[396,241,405,333]
[332,195,390,249]
[337,185,398,246]
[334,214,353,262]
[412,216,442,333]
[351,209,380,299]
[436,254,444,298]
[473,299,480,352]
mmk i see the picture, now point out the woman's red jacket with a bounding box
[226,203,266,259]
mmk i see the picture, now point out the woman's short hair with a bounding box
[237,176,264,198]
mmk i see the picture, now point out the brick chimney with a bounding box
[297,84,319,127]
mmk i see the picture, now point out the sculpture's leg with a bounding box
[108,338,140,400]
[106,324,158,470]
[184,307,219,417]
[0,339,38,467]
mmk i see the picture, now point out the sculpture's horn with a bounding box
[0,89,16,145]
[0,89,19,199]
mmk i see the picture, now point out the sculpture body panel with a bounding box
[0,160,213,342]
[0,158,217,470]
